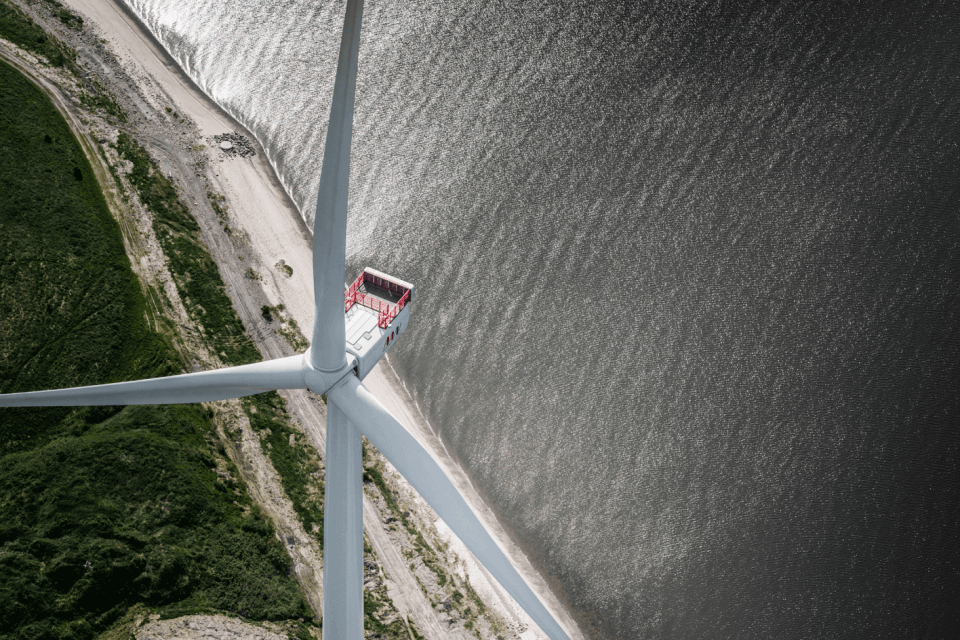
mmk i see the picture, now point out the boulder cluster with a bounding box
[212,132,256,158]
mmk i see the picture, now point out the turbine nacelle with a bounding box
[344,268,414,379]
[305,266,414,389]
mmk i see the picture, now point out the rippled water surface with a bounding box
[121,1,960,637]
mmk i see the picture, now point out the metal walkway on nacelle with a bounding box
[343,268,413,379]
[345,302,381,349]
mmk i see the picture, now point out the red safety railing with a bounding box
[345,273,410,329]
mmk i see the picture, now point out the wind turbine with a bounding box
[0,1,571,639]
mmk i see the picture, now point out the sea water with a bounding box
[120,1,960,637]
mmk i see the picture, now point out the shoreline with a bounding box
[11,0,582,637]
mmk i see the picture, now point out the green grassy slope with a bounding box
[0,59,172,451]
[0,60,312,639]
[0,405,311,638]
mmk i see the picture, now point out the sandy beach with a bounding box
[4,0,582,637]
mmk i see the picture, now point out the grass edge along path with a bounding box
[0,56,171,449]
[112,132,261,367]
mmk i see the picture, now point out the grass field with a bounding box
[0,58,172,451]
[0,59,314,639]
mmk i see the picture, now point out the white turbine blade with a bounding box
[311,0,364,373]
[0,354,307,407]
[323,398,364,640]
[328,375,572,640]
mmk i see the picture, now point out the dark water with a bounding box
[127,0,960,637]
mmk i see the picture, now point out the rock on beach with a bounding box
[212,132,256,158]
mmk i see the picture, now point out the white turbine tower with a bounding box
[0,2,570,639]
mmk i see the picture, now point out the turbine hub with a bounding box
[302,349,358,396]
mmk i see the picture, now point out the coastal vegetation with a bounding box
[113,132,260,366]
[242,392,325,549]
[260,303,310,353]
[0,59,171,451]
[78,78,127,123]
[275,260,294,277]
[0,1,76,70]
[363,461,448,589]
[0,406,312,637]
[364,581,421,640]
[364,447,493,635]
[206,189,228,223]
[0,59,314,638]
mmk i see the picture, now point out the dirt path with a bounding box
[362,498,451,639]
